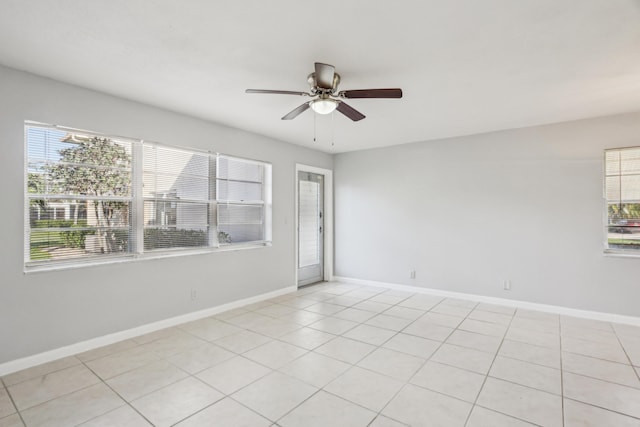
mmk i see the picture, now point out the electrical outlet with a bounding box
[410,270,416,279]
[503,280,511,291]
[190,289,198,300]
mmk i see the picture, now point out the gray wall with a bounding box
[335,112,640,317]
[0,65,332,364]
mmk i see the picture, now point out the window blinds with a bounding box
[142,143,214,250]
[604,147,640,251]
[25,123,272,267]
[26,125,134,263]
[216,155,267,244]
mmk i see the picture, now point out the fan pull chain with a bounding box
[331,110,335,147]
[313,110,317,143]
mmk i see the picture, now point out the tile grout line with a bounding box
[79,326,270,425]
[239,283,387,425]
[371,297,476,426]
[276,286,447,426]
[277,286,426,365]
[562,396,640,422]
[366,414,410,427]
[79,358,161,426]
[272,388,324,425]
[2,377,28,427]
[191,291,371,424]
[478,342,555,368]
[270,300,424,384]
[80,330,295,426]
[560,317,640,423]
[462,305,517,427]
[160,376,229,427]
[1,357,83,389]
[6,367,114,423]
[446,309,640,386]
[388,300,532,423]
[305,289,559,425]
[228,393,298,425]
[504,333,640,382]
[611,324,640,384]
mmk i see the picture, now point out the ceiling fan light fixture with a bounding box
[310,98,337,115]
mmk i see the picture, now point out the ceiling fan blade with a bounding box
[339,88,403,99]
[281,102,310,120]
[246,89,309,96]
[336,101,366,122]
[314,63,335,89]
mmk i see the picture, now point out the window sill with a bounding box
[24,242,272,274]
[603,249,640,259]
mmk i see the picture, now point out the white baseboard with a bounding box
[333,276,640,327]
[0,285,297,377]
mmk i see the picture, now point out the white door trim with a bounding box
[295,164,333,287]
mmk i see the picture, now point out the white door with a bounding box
[297,171,324,287]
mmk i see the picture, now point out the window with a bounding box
[25,123,272,269]
[142,143,215,251]
[217,155,270,244]
[604,147,640,252]
[26,127,133,263]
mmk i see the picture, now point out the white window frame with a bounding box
[24,122,272,272]
[603,146,640,257]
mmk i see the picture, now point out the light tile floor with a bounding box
[2,281,640,426]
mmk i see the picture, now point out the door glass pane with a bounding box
[299,180,320,268]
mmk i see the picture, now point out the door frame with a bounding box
[295,164,333,288]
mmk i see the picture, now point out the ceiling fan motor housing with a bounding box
[308,72,341,94]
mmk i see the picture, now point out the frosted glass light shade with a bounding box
[310,98,337,114]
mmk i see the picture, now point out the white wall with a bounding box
[335,112,640,317]
[0,65,332,364]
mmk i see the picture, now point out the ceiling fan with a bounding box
[246,62,403,122]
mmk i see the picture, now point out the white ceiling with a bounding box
[1,1,639,153]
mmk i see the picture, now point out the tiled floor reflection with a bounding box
[2,282,640,426]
